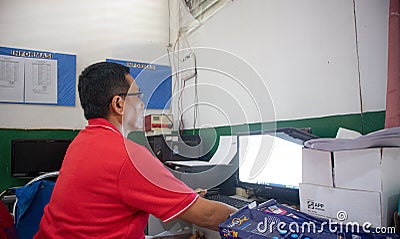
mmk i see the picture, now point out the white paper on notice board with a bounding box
[24,58,57,104]
[0,55,25,102]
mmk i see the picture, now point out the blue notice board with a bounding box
[0,46,76,106]
[106,59,171,109]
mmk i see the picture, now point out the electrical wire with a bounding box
[168,0,200,135]
[191,54,199,132]
[179,31,199,131]
[172,31,186,134]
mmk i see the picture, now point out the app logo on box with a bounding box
[307,199,325,212]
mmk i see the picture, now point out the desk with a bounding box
[192,225,220,239]
[147,215,221,238]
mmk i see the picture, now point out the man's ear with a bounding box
[109,95,124,116]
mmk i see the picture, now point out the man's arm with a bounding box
[177,196,237,231]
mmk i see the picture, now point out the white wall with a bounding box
[176,0,389,129]
[355,0,389,112]
[0,0,389,130]
[0,0,170,129]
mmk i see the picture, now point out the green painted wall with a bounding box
[183,111,386,162]
[0,111,385,192]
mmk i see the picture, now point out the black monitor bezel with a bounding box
[11,138,72,178]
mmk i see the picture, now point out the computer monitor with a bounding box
[147,134,202,162]
[236,128,317,205]
[11,138,72,178]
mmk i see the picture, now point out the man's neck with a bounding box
[106,115,123,134]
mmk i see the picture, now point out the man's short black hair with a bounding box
[78,62,131,120]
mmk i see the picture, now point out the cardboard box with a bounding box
[302,148,333,186]
[301,147,400,227]
[333,148,383,192]
[334,147,400,227]
[299,183,382,227]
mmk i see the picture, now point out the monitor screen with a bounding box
[11,138,72,178]
[237,128,317,204]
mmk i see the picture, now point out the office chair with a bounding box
[13,171,59,239]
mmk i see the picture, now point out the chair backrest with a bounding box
[13,172,59,239]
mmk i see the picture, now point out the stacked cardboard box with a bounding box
[300,147,400,227]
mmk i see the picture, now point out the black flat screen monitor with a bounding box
[236,128,318,205]
[11,138,72,178]
[147,134,202,162]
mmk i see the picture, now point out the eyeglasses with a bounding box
[116,92,144,100]
[107,91,144,105]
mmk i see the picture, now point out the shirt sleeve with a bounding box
[117,141,198,222]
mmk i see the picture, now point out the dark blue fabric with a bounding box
[14,180,55,239]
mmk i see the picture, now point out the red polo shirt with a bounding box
[34,118,198,239]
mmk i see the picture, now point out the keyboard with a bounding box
[205,194,251,209]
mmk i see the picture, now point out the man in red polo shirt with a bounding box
[34,62,236,239]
